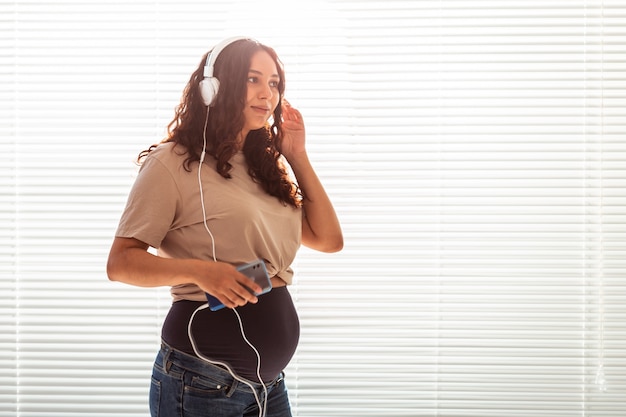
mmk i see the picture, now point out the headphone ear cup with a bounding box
[200,77,220,106]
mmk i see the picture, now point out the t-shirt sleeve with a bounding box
[115,155,180,249]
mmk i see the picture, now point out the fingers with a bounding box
[236,274,263,297]
[214,275,262,309]
[202,262,266,309]
[282,99,302,121]
[221,288,258,309]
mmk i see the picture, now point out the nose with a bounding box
[258,83,273,100]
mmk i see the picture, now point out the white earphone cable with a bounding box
[190,106,267,417]
[188,304,267,417]
[198,108,216,263]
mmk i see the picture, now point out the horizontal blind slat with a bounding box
[2,0,625,416]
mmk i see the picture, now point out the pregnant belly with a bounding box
[162,286,300,382]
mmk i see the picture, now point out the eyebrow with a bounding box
[249,69,280,79]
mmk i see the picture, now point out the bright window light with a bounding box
[1,1,625,416]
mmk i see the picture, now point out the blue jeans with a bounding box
[150,342,292,417]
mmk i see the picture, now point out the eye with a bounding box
[247,76,258,84]
[269,80,280,88]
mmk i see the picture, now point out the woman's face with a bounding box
[240,50,281,138]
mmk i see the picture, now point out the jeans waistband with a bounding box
[158,341,284,394]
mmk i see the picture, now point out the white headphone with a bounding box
[199,36,253,107]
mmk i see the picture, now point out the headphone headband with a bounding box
[203,36,250,78]
[200,36,254,107]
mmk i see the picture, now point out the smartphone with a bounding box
[205,259,272,311]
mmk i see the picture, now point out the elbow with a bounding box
[328,235,344,253]
[106,245,130,283]
[320,234,344,253]
[302,235,343,253]
[106,255,121,282]
[303,225,344,253]
[106,236,147,283]
[302,213,343,252]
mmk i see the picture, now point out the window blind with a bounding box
[1,1,625,416]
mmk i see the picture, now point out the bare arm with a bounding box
[281,101,343,253]
[106,236,262,308]
[289,153,343,252]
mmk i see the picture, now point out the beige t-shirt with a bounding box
[115,142,302,302]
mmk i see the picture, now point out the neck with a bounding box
[235,130,248,151]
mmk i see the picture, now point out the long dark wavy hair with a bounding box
[139,39,301,208]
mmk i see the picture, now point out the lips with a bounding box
[251,105,270,114]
